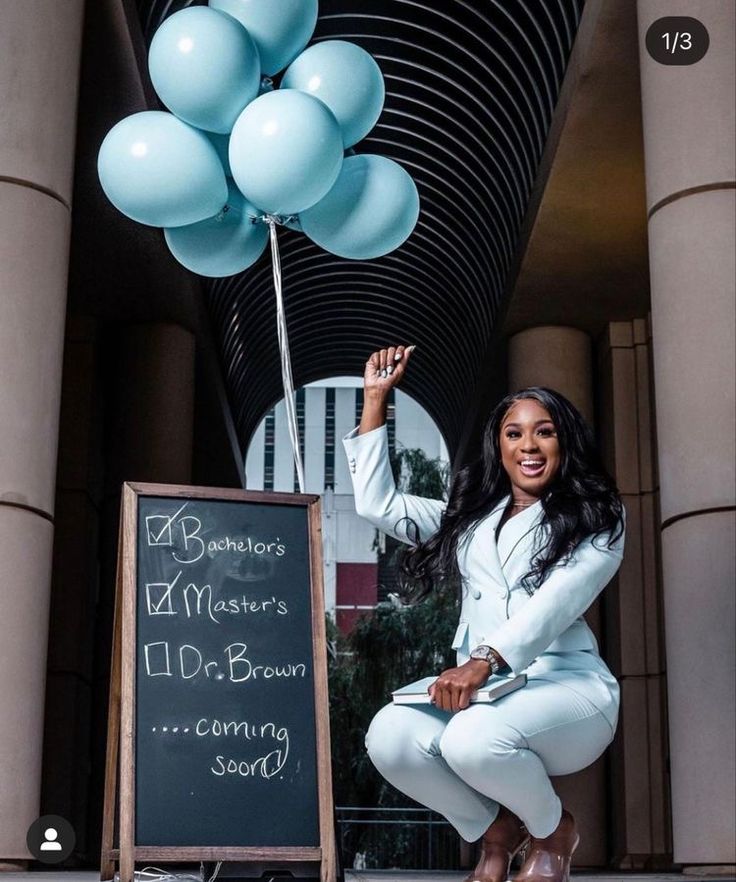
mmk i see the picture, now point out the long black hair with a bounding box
[400,386,625,600]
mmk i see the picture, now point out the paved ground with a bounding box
[345,868,736,882]
[346,876,736,882]
[0,871,734,882]
[348,876,736,882]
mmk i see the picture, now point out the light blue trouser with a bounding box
[365,678,615,841]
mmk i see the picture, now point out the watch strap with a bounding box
[470,644,501,674]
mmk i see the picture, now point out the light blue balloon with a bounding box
[229,90,343,216]
[300,154,420,259]
[284,147,354,230]
[164,182,268,277]
[209,0,318,76]
[281,40,385,148]
[97,111,228,227]
[149,6,260,134]
[205,131,231,177]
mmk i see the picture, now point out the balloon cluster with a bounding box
[97,0,420,277]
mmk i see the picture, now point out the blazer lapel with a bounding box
[457,495,544,594]
[487,495,510,574]
[457,497,509,592]
[495,497,545,586]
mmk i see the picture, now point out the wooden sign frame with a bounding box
[101,482,336,882]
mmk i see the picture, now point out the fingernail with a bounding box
[394,352,402,361]
[408,344,417,352]
[387,365,394,375]
[381,369,387,377]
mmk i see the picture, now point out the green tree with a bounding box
[390,444,450,501]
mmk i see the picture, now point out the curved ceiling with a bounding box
[137,0,583,457]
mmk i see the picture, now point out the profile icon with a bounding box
[26,814,75,864]
[40,827,63,851]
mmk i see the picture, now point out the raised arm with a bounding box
[342,344,446,545]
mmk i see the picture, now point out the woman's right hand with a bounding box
[363,344,416,399]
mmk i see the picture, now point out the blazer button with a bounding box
[471,588,481,600]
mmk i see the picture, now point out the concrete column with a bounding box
[637,0,736,865]
[86,322,196,856]
[0,0,84,866]
[508,325,594,424]
[40,317,103,862]
[507,324,605,866]
[598,317,671,866]
[105,324,196,489]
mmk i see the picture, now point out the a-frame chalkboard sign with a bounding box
[101,482,336,882]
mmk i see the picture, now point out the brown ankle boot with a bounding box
[463,805,531,882]
[512,809,579,882]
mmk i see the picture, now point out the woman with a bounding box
[342,344,626,882]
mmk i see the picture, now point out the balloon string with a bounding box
[267,218,305,494]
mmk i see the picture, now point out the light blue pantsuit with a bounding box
[365,655,616,840]
[342,424,626,842]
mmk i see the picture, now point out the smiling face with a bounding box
[499,397,562,499]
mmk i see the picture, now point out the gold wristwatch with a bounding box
[469,644,503,674]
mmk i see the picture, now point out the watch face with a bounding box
[471,646,492,661]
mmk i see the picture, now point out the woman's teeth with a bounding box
[519,460,545,476]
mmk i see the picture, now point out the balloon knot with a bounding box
[252,213,296,228]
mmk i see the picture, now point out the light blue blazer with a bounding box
[342,423,626,733]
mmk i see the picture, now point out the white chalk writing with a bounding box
[141,641,307,683]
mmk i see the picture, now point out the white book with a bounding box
[392,672,527,706]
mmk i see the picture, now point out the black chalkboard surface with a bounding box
[136,493,319,845]
[101,483,335,882]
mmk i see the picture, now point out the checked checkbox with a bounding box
[145,503,188,547]
[145,571,182,615]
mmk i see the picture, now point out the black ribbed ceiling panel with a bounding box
[136,0,583,457]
